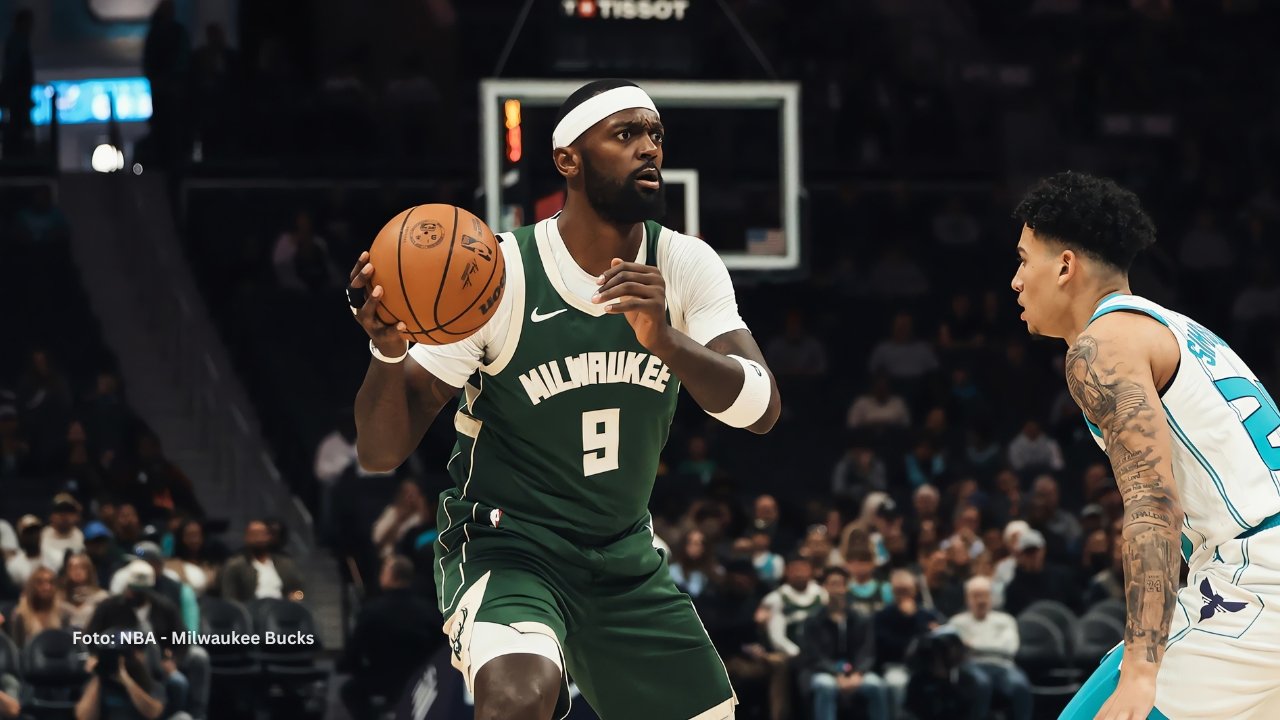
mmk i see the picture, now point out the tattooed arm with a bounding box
[1065,317,1182,701]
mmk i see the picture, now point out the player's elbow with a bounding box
[746,391,782,434]
[354,441,403,474]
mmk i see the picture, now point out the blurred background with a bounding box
[1,1,1279,719]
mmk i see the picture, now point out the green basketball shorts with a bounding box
[433,489,737,719]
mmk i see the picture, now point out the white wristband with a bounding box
[370,339,409,364]
[708,354,772,428]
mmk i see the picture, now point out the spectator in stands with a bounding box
[987,468,1023,530]
[675,435,720,485]
[42,493,85,573]
[62,552,109,630]
[9,566,70,648]
[272,210,343,294]
[1085,534,1125,609]
[991,520,1028,607]
[339,555,441,719]
[942,504,985,560]
[874,569,943,716]
[845,375,910,430]
[949,576,1032,720]
[167,519,223,595]
[5,515,43,586]
[759,554,825,661]
[0,402,31,478]
[112,504,144,550]
[372,479,427,559]
[16,348,73,473]
[132,542,198,635]
[111,432,203,523]
[81,370,135,470]
[1002,529,1081,615]
[800,565,890,720]
[868,312,939,388]
[867,247,930,300]
[670,529,720,599]
[697,559,783,719]
[65,421,104,503]
[75,628,170,720]
[1029,474,1082,550]
[831,435,888,504]
[748,529,784,586]
[906,484,942,539]
[92,560,208,720]
[1006,420,1064,474]
[765,309,829,377]
[0,506,17,563]
[918,546,966,617]
[220,520,305,602]
[845,545,892,616]
[800,525,842,568]
[83,521,127,591]
[947,368,988,427]
[936,291,985,350]
[932,198,981,249]
[902,435,947,491]
[1078,528,1112,585]
[751,494,794,554]
[957,424,1002,480]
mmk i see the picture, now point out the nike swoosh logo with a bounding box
[530,307,569,323]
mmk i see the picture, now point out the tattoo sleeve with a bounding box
[1066,334,1182,667]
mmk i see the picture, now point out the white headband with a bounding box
[552,85,659,149]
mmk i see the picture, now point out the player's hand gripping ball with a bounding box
[348,204,506,347]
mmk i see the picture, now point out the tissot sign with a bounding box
[561,0,691,21]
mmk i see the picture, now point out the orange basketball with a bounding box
[367,204,506,346]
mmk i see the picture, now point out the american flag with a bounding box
[747,228,786,256]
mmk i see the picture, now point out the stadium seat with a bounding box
[251,601,328,720]
[1021,600,1079,658]
[199,596,256,667]
[1014,613,1080,703]
[0,631,20,680]
[1074,613,1124,667]
[1088,598,1126,627]
[199,597,259,719]
[20,629,88,717]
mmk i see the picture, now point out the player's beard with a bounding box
[581,152,666,225]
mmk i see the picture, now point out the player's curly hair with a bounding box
[1013,171,1157,272]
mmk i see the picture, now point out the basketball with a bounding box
[367,204,506,346]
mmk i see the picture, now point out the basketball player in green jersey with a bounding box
[347,80,781,720]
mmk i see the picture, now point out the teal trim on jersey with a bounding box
[1059,645,1171,720]
[1238,511,1280,540]
[1088,301,1170,328]
[1083,414,1102,438]
[1180,535,1193,563]
[1232,538,1251,585]
[1164,402,1250,530]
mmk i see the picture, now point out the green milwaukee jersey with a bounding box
[445,220,680,544]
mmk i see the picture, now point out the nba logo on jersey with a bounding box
[490,508,503,528]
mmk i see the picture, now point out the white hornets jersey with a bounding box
[1086,294,1280,568]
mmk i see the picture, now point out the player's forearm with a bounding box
[1119,498,1182,674]
[650,329,780,433]
[354,360,416,472]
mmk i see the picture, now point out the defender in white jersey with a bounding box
[1010,172,1280,720]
